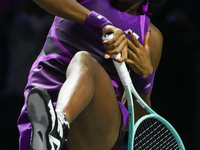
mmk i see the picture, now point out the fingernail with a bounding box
[128,31,132,35]
[149,30,151,35]
[104,54,110,59]
[114,57,119,61]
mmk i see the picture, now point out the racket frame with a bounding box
[102,33,185,150]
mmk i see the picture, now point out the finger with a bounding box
[125,51,138,73]
[106,36,127,57]
[103,32,119,49]
[128,31,142,48]
[127,39,137,53]
[104,33,126,58]
[114,44,128,62]
[103,29,124,46]
[103,37,115,48]
[103,38,116,59]
[125,58,135,66]
[127,48,136,59]
[143,30,150,50]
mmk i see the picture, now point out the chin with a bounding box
[116,0,143,4]
[111,0,144,11]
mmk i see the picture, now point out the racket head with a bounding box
[133,114,185,150]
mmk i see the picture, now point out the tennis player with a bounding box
[17,0,163,149]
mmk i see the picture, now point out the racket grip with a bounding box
[102,33,132,86]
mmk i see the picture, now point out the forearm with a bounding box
[139,92,151,107]
[32,0,90,24]
[134,92,151,121]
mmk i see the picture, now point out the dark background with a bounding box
[0,0,199,149]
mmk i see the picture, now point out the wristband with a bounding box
[84,11,113,35]
[134,69,155,94]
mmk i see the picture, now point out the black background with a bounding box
[0,0,199,149]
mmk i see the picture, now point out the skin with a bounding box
[31,0,163,149]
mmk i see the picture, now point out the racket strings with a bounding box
[133,118,180,150]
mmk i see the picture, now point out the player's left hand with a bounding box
[125,31,153,77]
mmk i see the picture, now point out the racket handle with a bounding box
[102,33,132,86]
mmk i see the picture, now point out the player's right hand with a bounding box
[102,25,128,63]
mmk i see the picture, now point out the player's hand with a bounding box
[125,31,153,77]
[102,25,128,62]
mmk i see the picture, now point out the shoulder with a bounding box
[148,22,163,70]
[148,22,163,43]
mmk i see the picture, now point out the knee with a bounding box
[67,51,96,74]
[75,51,91,59]
[72,51,94,66]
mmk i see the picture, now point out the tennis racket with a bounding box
[102,33,185,150]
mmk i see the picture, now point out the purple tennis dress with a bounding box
[17,0,150,149]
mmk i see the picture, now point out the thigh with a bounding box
[66,53,122,150]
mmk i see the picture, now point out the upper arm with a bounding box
[32,0,90,24]
[148,22,163,70]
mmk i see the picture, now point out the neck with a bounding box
[125,1,142,15]
[111,0,144,15]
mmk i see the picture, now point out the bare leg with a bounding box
[56,51,121,150]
